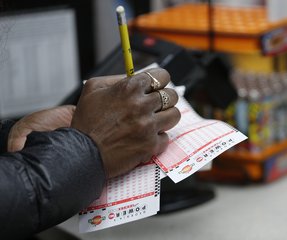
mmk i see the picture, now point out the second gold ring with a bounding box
[157,89,170,111]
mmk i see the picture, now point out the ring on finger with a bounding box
[145,71,161,91]
[157,89,170,111]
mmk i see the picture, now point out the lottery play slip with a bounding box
[79,68,247,233]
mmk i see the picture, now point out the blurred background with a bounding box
[2,0,287,239]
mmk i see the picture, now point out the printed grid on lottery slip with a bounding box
[154,119,236,173]
[79,163,161,232]
[152,96,247,184]
[80,163,160,212]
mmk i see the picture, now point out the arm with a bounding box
[0,128,105,239]
[0,68,180,239]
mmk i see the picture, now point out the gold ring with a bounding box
[145,72,161,91]
[157,89,170,111]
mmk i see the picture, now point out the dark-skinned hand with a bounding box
[71,68,181,178]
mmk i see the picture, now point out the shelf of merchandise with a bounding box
[131,3,287,54]
[223,140,287,162]
[210,140,287,182]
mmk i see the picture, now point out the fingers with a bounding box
[155,107,181,133]
[49,105,76,127]
[141,132,170,164]
[7,105,76,152]
[7,117,33,152]
[145,108,180,159]
[8,136,27,152]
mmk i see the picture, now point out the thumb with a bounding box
[7,125,32,152]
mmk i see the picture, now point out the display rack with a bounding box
[132,3,287,183]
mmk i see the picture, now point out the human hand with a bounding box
[71,68,181,178]
[8,105,75,152]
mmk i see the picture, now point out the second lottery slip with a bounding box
[79,162,161,233]
[153,93,247,183]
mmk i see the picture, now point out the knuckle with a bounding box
[83,80,95,92]
[130,72,151,91]
[172,90,179,103]
[174,107,181,119]
[135,119,146,133]
[123,76,143,93]
[129,97,151,115]
[164,88,179,107]
[135,117,154,134]
[116,79,129,92]
[171,107,182,124]
[136,71,150,82]
[134,118,158,145]
[160,68,171,81]
[157,134,169,153]
[131,98,143,110]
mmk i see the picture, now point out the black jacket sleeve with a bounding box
[0,120,15,154]
[0,127,106,240]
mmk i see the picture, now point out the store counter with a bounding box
[57,177,287,240]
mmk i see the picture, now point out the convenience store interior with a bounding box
[2,0,287,239]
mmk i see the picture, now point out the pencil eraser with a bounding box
[116,6,125,14]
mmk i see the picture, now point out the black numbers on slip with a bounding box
[205,138,234,157]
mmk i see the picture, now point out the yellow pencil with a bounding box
[116,6,134,77]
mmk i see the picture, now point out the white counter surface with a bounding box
[57,177,287,240]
